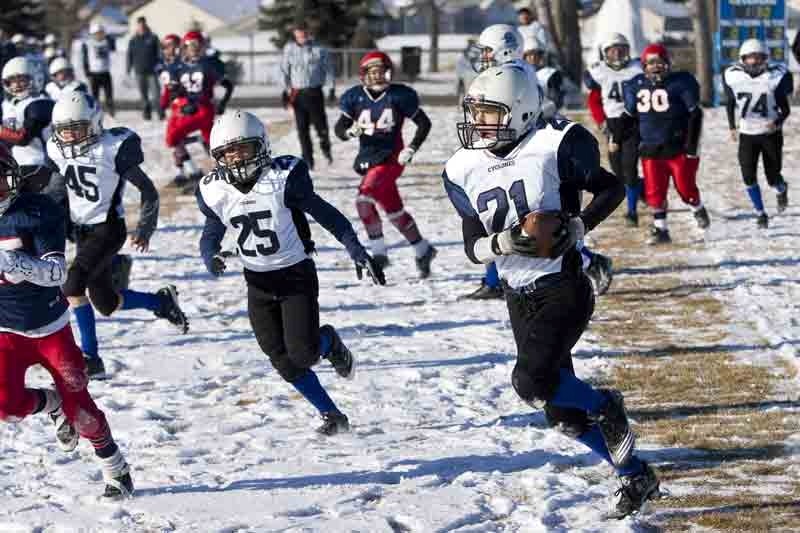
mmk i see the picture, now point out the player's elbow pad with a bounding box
[3,252,66,287]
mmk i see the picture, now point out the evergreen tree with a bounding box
[260,0,378,49]
[0,0,45,36]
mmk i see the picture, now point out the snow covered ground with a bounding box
[0,105,798,531]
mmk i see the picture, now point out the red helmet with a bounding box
[359,51,393,90]
[182,31,205,46]
[162,34,180,47]
[641,43,670,65]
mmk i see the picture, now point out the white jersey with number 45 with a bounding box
[46,127,143,224]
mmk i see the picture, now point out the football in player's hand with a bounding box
[520,211,564,258]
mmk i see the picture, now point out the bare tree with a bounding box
[549,0,583,82]
[691,0,715,104]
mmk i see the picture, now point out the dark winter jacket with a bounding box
[127,30,161,75]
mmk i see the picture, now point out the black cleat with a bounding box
[592,388,635,468]
[777,183,788,213]
[316,411,350,436]
[415,245,437,279]
[586,253,614,296]
[169,174,189,189]
[623,212,639,227]
[646,226,671,245]
[756,213,769,229]
[372,254,390,270]
[84,356,108,381]
[111,254,133,293]
[155,285,189,333]
[460,281,504,300]
[103,472,134,500]
[50,407,78,452]
[320,324,355,379]
[693,206,710,229]
[607,461,661,519]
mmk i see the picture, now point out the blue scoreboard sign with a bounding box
[717,0,787,68]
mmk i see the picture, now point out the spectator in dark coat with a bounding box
[127,17,163,120]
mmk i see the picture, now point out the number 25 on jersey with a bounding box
[636,88,670,112]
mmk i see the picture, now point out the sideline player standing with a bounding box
[0,146,133,498]
[46,92,188,379]
[334,51,436,278]
[585,33,643,226]
[619,43,709,244]
[197,111,385,436]
[723,38,792,228]
[443,64,659,518]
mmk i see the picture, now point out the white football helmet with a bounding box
[48,57,74,86]
[475,24,524,72]
[2,56,35,99]
[51,92,103,158]
[522,34,546,67]
[600,33,631,70]
[457,63,542,150]
[739,38,768,75]
[210,110,272,184]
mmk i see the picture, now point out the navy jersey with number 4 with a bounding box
[0,194,69,333]
[339,84,419,173]
[623,71,700,157]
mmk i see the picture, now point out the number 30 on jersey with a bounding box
[636,88,670,112]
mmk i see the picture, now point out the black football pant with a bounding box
[88,72,114,116]
[505,263,594,405]
[245,259,322,383]
[738,131,785,188]
[609,132,641,188]
[62,217,127,316]
[293,87,331,170]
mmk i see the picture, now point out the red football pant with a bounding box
[355,161,422,244]
[165,100,214,147]
[641,154,701,210]
[0,326,112,448]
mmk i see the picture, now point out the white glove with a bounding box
[398,147,416,166]
[346,124,363,138]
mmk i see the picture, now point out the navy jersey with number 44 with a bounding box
[623,71,700,156]
[339,84,419,173]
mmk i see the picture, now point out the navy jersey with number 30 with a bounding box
[339,84,419,172]
[623,71,699,154]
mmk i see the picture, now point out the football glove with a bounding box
[210,250,237,277]
[398,147,415,165]
[345,124,363,138]
[493,224,539,257]
[355,254,386,285]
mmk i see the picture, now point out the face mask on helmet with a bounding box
[53,68,75,87]
[604,45,630,70]
[184,39,203,62]
[523,49,545,67]
[474,47,496,72]
[53,120,99,158]
[362,62,390,91]
[212,138,271,185]
[162,41,180,62]
[741,53,767,76]
[0,157,20,216]
[3,74,32,98]
[457,97,515,150]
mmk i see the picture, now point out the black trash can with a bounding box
[400,46,421,81]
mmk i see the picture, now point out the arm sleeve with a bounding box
[557,125,624,232]
[123,166,159,240]
[196,187,227,274]
[284,160,366,261]
[408,108,432,151]
[586,88,606,126]
[114,132,145,176]
[685,107,703,156]
[622,79,638,117]
[443,170,491,265]
[22,100,54,141]
[218,77,234,107]
[722,73,737,130]
[775,71,793,126]
[583,69,600,90]
[334,114,354,141]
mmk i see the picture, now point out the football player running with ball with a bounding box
[0,146,133,498]
[723,38,792,228]
[46,92,189,380]
[443,64,660,518]
[197,111,386,436]
[334,51,436,278]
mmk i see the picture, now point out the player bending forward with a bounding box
[443,64,659,518]
[0,146,133,498]
[197,111,386,435]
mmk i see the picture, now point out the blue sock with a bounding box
[319,328,332,358]
[746,185,765,213]
[73,303,98,358]
[549,369,607,414]
[485,262,500,289]
[625,183,641,214]
[577,422,645,476]
[120,289,161,312]
[291,370,339,414]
